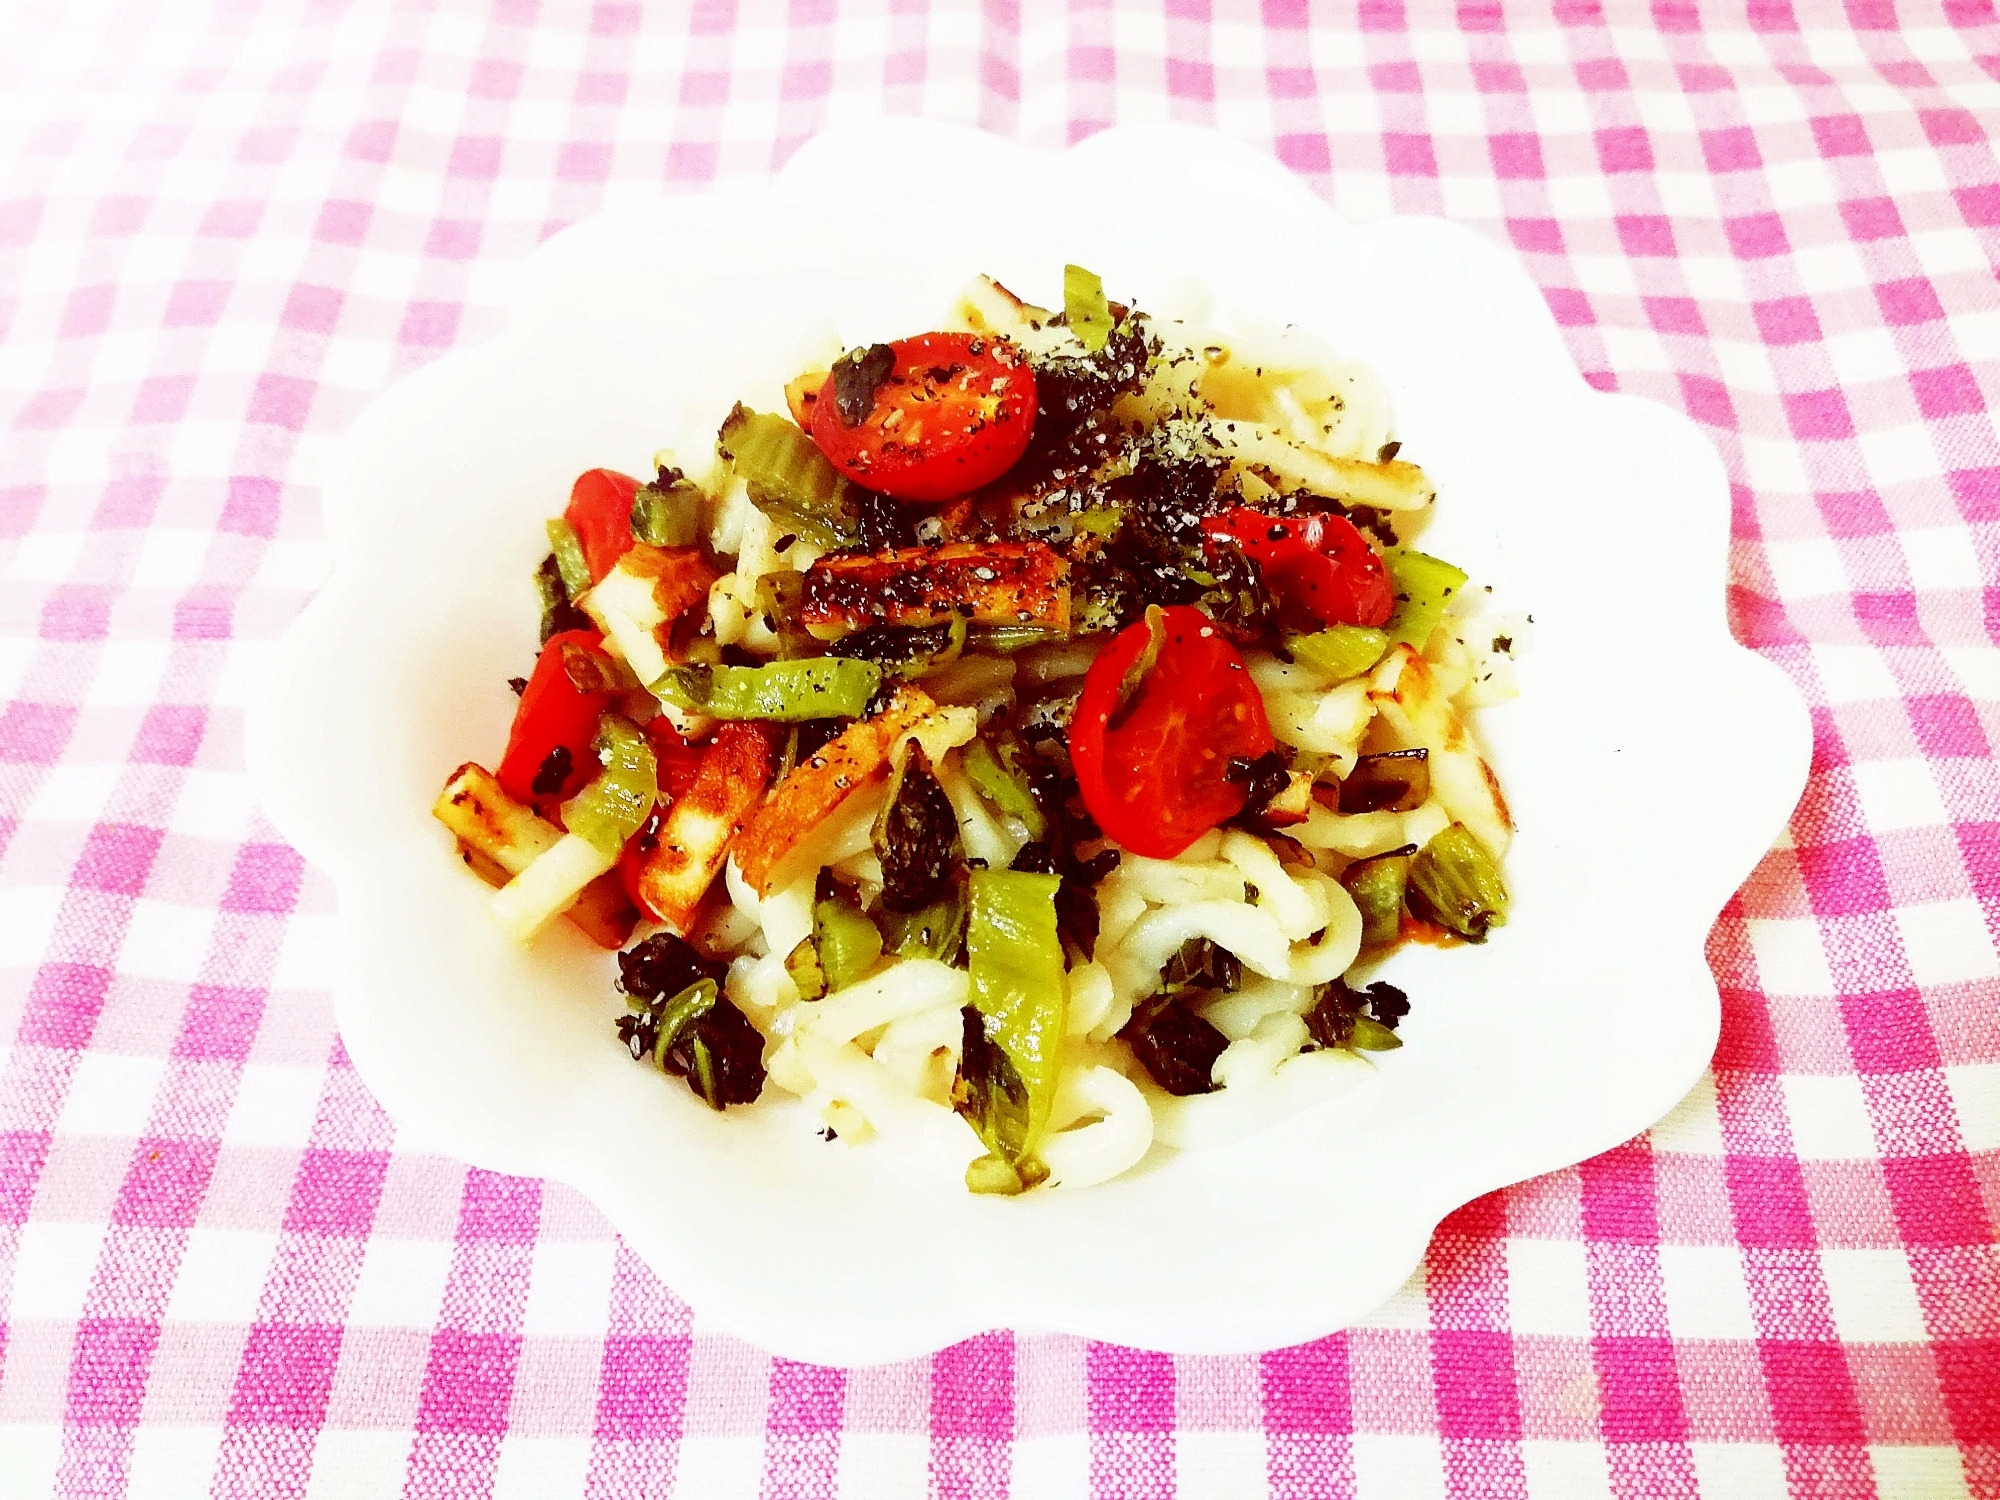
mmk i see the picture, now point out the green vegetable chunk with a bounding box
[1406,823,1508,942]
[1285,624,1391,683]
[829,616,968,680]
[717,404,862,549]
[651,978,719,1069]
[652,658,882,721]
[547,518,593,599]
[1341,846,1414,951]
[959,869,1066,1194]
[630,471,704,547]
[785,935,827,1001]
[880,895,967,964]
[962,736,1047,839]
[814,884,883,992]
[1063,263,1114,353]
[561,714,657,857]
[1382,548,1469,651]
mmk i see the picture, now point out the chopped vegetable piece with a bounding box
[1406,823,1508,942]
[1341,845,1415,950]
[1367,644,1512,857]
[651,978,719,1066]
[491,831,620,944]
[1122,997,1227,1095]
[813,880,883,991]
[497,629,615,809]
[546,517,594,600]
[1304,977,1409,1051]
[827,615,968,680]
[718,403,862,549]
[799,541,1070,638]
[957,1006,1043,1195]
[1062,263,1113,353]
[563,468,643,584]
[873,744,962,912]
[1161,936,1244,997]
[1382,548,1469,649]
[630,469,705,548]
[959,869,1066,1192]
[879,893,967,964]
[962,735,1047,839]
[785,935,827,1000]
[1338,748,1431,814]
[534,553,592,645]
[735,687,938,893]
[631,722,777,930]
[652,658,883,722]
[1199,508,1395,630]
[807,332,1037,502]
[673,997,767,1107]
[784,369,826,430]
[1286,624,1391,683]
[561,715,657,858]
[1071,604,1275,859]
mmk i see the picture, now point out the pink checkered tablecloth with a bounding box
[1,2,1996,1496]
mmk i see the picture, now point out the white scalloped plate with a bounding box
[246,121,1808,1366]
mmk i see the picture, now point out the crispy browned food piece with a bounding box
[433,763,637,948]
[636,722,780,932]
[735,687,937,894]
[798,541,1068,638]
[624,542,722,625]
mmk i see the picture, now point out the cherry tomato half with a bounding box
[565,467,642,585]
[497,630,615,810]
[1200,507,1395,630]
[808,333,1036,503]
[1070,606,1276,860]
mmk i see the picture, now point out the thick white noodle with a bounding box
[1040,1065,1154,1191]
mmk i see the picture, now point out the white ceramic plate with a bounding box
[246,121,1809,1365]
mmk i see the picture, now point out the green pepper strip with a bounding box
[547,518,593,599]
[1383,548,1469,650]
[962,737,1047,839]
[964,869,1066,1188]
[652,979,718,1069]
[1284,624,1391,683]
[630,479,703,548]
[561,714,657,857]
[651,658,882,722]
[814,890,883,992]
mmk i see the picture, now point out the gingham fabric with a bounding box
[1,2,1995,1497]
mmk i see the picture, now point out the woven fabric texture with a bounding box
[1,3,1996,1497]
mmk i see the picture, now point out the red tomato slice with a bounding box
[1070,606,1276,860]
[497,630,615,810]
[565,468,641,585]
[1200,507,1395,629]
[808,333,1036,503]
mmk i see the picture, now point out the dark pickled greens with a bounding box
[828,616,968,681]
[873,744,962,913]
[1407,823,1508,942]
[1122,995,1228,1096]
[962,734,1047,839]
[652,658,882,721]
[1304,976,1410,1053]
[613,934,765,1109]
[958,869,1065,1194]
[1337,749,1430,814]
[534,553,592,645]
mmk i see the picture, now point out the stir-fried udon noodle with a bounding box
[435,266,1525,1193]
